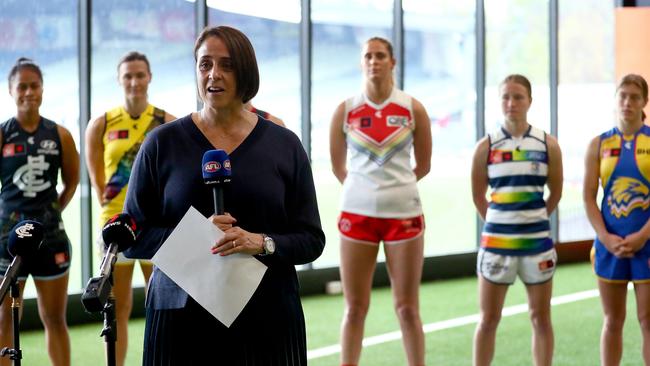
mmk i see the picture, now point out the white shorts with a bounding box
[477,248,557,285]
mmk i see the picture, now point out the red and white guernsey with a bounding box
[341,88,422,218]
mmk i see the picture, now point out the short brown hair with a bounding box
[366,37,394,59]
[501,74,532,99]
[8,57,43,86]
[194,26,259,104]
[117,51,151,74]
[618,74,649,121]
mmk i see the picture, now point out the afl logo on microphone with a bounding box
[15,223,35,238]
[204,161,222,173]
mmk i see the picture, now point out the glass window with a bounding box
[310,0,393,268]
[91,0,195,284]
[557,0,614,242]
[404,0,476,256]
[0,0,78,297]
[485,0,550,134]
[209,0,302,136]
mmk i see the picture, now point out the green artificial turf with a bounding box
[15,262,646,365]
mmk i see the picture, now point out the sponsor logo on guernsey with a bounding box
[3,144,15,157]
[37,139,59,155]
[386,115,409,127]
[607,176,650,218]
[489,150,512,164]
[2,143,26,157]
[27,136,34,145]
[40,140,57,150]
[637,148,650,155]
[108,130,129,141]
[602,148,621,159]
[531,161,540,173]
[527,151,546,161]
[12,155,51,197]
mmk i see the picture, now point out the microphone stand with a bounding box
[0,283,22,365]
[82,271,117,366]
[100,278,117,366]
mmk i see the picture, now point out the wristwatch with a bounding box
[260,234,276,256]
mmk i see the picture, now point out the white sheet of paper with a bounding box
[152,206,267,327]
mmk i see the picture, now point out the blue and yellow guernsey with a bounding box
[597,125,650,239]
[481,125,553,256]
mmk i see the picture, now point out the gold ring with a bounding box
[233,240,237,248]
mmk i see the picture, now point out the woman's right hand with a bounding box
[209,213,237,232]
[598,232,630,258]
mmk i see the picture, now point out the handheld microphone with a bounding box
[0,220,44,303]
[81,213,136,312]
[202,149,231,215]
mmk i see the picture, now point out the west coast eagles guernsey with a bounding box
[101,104,165,224]
[481,125,553,255]
[0,117,62,217]
[341,88,422,218]
[597,125,650,241]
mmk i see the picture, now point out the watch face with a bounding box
[264,236,275,254]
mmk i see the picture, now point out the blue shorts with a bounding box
[593,240,650,283]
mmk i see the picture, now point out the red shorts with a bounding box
[338,211,425,245]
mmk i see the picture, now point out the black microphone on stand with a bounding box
[81,213,136,312]
[202,149,232,215]
[0,220,43,365]
[81,213,137,366]
[0,220,43,303]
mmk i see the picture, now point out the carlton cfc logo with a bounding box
[15,223,35,238]
[204,161,222,173]
[223,160,231,170]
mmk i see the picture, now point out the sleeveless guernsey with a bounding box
[481,125,553,255]
[101,104,165,224]
[340,88,421,218]
[0,117,62,217]
[597,125,650,240]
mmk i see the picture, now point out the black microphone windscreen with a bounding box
[202,149,232,185]
[7,220,44,257]
[102,213,136,252]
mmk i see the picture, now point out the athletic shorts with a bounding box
[593,241,650,283]
[337,211,424,245]
[0,212,71,281]
[97,232,151,266]
[477,248,557,285]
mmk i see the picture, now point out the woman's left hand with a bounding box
[212,226,264,256]
[620,231,648,257]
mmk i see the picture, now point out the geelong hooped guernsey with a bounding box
[597,125,650,240]
[101,104,165,224]
[482,125,553,255]
[341,88,422,218]
[0,117,62,217]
